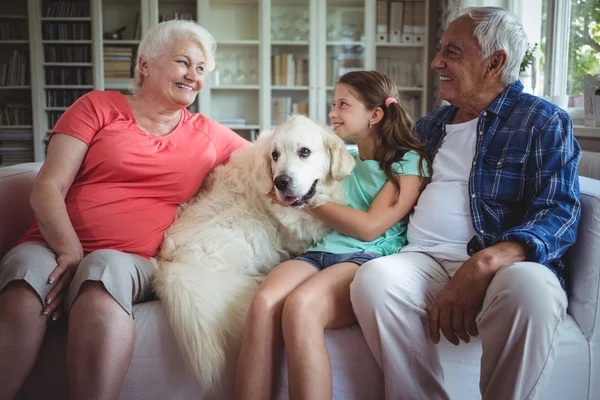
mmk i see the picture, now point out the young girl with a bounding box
[235,70,431,400]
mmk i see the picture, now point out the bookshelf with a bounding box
[375,0,429,120]
[0,5,34,166]
[35,0,95,155]
[12,0,429,164]
[198,0,429,135]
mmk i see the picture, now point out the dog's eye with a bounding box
[299,148,311,158]
[271,151,279,161]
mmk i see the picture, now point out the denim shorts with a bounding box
[293,251,380,271]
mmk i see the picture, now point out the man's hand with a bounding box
[428,241,529,345]
[44,248,83,321]
[429,255,494,345]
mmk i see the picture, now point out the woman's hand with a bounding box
[44,248,83,321]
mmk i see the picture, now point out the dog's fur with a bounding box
[153,115,355,391]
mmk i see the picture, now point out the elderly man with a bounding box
[350,6,581,400]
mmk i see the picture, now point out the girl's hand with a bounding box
[44,248,83,320]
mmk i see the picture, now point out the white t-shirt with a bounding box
[402,118,478,261]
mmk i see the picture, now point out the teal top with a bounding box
[309,149,428,256]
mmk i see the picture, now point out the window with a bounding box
[516,0,599,123]
[567,0,600,107]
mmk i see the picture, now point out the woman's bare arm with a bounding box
[30,133,88,316]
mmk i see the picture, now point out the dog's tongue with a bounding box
[282,196,301,205]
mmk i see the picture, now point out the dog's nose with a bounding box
[274,175,292,191]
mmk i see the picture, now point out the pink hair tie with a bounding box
[385,97,398,108]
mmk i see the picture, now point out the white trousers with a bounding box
[350,251,567,400]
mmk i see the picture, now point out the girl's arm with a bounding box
[307,175,424,242]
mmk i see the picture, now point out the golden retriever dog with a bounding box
[153,115,355,391]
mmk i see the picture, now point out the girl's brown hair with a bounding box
[337,70,431,201]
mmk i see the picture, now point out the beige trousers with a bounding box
[350,251,567,400]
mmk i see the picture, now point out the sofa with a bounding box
[1,160,598,400]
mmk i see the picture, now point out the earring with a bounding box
[369,124,372,129]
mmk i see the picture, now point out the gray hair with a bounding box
[131,20,216,94]
[456,7,528,85]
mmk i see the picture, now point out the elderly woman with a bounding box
[0,20,247,399]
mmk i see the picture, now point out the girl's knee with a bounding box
[248,288,283,316]
[282,289,322,338]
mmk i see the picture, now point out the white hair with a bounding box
[456,7,529,85]
[131,20,216,94]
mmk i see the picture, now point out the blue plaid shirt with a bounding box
[414,80,581,287]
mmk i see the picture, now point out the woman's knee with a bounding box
[0,281,44,317]
[68,249,147,315]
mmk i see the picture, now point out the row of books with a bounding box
[377,57,423,88]
[0,50,28,86]
[0,18,28,40]
[42,1,90,18]
[47,110,64,128]
[0,103,32,126]
[271,54,309,87]
[42,22,91,41]
[272,97,308,125]
[326,54,362,86]
[376,0,426,44]
[45,67,92,85]
[400,94,421,120]
[159,13,195,22]
[44,45,91,63]
[46,89,91,107]
[104,46,134,78]
[0,147,34,166]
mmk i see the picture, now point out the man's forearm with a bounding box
[474,241,529,275]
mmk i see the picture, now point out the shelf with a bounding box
[272,86,309,91]
[272,40,309,46]
[574,125,600,139]
[225,124,260,130]
[41,17,92,21]
[327,41,364,46]
[0,125,33,129]
[0,86,31,89]
[42,40,93,44]
[0,14,28,20]
[398,86,425,91]
[0,40,28,44]
[44,62,93,67]
[212,85,260,90]
[217,40,260,46]
[44,85,94,89]
[45,107,69,111]
[0,132,33,141]
[376,42,426,48]
[103,40,140,45]
[104,78,134,90]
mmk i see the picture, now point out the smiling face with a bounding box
[141,38,206,108]
[328,83,372,143]
[430,15,489,107]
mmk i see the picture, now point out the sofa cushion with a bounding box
[0,163,41,258]
[566,176,600,341]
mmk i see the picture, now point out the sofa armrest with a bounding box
[0,163,42,259]
[566,176,600,343]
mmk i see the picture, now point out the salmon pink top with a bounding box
[19,90,248,258]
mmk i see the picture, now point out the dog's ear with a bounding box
[325,129,355,181]
[252,131,275,194]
